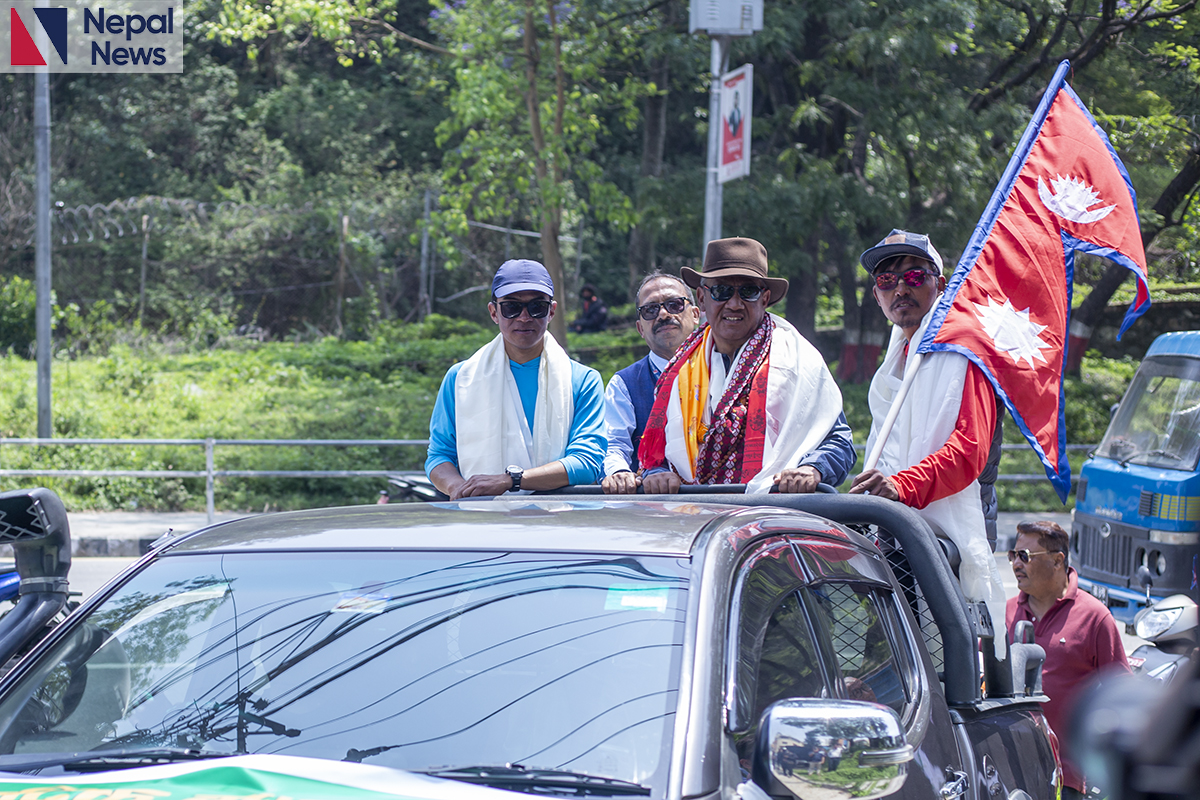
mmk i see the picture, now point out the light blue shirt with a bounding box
[425,356,607,485]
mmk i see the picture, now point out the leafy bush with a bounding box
[0,276,36,357]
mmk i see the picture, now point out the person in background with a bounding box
[571,284,608,333]
[425,259,606,499]
[601,273,700,494]
[1006,520,1130,800]
[638,237,855,494]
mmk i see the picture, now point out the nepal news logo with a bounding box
[9,7,66,66]
[4,2,181,73]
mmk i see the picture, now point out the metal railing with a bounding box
[0,438,427,523]
[0,437,1099,524]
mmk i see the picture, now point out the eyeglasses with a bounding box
[702,283,765,303]
[637,296,689,321]
[874,268,935,291]
[496,299,552,319]
[1007,549,1057,563]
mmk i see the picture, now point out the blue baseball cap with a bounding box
[492,259,555,299]
[859,229,944,275]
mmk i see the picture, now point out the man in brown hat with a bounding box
[637,237,855,494]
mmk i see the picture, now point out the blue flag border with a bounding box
[914,60,1148,503]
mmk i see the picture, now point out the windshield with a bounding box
[1097,356,1200,471]
[0,551,688,791]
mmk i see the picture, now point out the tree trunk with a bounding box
[785,217,837,341]
[521,0,567,346]
[1066,149,1200,371]
[540,215,568,345]
[627,57,669,300]
[836,262,888,383]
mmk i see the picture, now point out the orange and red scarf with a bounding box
[638,315,774,483]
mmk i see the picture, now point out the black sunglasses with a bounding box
[637,296,689,321]
[496,299,552,319]
[1007,548,1056,564]
[702,283,765,303]
[874,268,935,291]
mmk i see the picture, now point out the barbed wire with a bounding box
[2,195,421,248]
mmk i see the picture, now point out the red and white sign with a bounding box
[718,64,752,183]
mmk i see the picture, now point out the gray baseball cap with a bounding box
[859,229,944,274]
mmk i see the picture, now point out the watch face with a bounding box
[506,465,523,476]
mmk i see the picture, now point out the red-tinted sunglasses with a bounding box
[874,268,936,291]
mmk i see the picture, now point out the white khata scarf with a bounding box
[660,314,844,493]
[454,333,573,479]
[867,308,1008,657]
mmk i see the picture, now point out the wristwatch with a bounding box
[505,464,524,492]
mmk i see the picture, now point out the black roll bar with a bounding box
[0,488,71,668]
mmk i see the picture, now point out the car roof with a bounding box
[160,499,743,557]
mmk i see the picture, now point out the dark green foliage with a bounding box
[0,277,36,357]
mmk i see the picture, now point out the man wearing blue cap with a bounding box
[425,259,606,499]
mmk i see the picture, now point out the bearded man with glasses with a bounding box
[425,259,606,499]
[636,238,855,494]
[600,273,701,494]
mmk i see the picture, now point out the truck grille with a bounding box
[871,530,944,674]
[1077,519,1132,582]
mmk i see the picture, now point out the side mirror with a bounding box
[1136,565,1154,604]
[1110,402,1120,420]
[752,699,911,800]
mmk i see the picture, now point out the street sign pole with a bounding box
[703,36,730,251]
[691,0,761,255]
[33,14,52,439]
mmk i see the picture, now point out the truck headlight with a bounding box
[1135,606,1182,640]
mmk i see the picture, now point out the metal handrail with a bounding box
[0,437,1100,524]
[0,437,427,523]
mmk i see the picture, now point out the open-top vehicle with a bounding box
[0,489,1057,800]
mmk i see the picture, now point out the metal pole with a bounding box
[418,189,432,319]
[205,438,215,523]
[34,71,51,439]
[138,214,150,325]
[702,36,729,254]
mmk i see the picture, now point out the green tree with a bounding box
[429,0,647,342]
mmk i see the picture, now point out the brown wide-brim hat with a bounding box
[680,237,788,306]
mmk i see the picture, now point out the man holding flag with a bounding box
[849,232,1009,646]
[849,232,1003,533]
[850,60,1152,674]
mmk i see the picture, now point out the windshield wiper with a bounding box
[1120,448,1184,466]
[416,765,651,796]
[0,747,241,774]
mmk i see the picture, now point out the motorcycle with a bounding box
[1127,580,1198,683]
[376,473,443,504]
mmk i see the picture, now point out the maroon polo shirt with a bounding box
[1006,567,1129,792]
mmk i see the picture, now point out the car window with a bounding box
[0,551,689,793]
[806,583,909,714]
[752,593,825,721]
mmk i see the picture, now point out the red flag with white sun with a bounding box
[917,60,1150,502]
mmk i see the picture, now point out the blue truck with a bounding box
[1074,330,1200,624]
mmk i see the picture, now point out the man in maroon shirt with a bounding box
[1006,520,1129,799]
